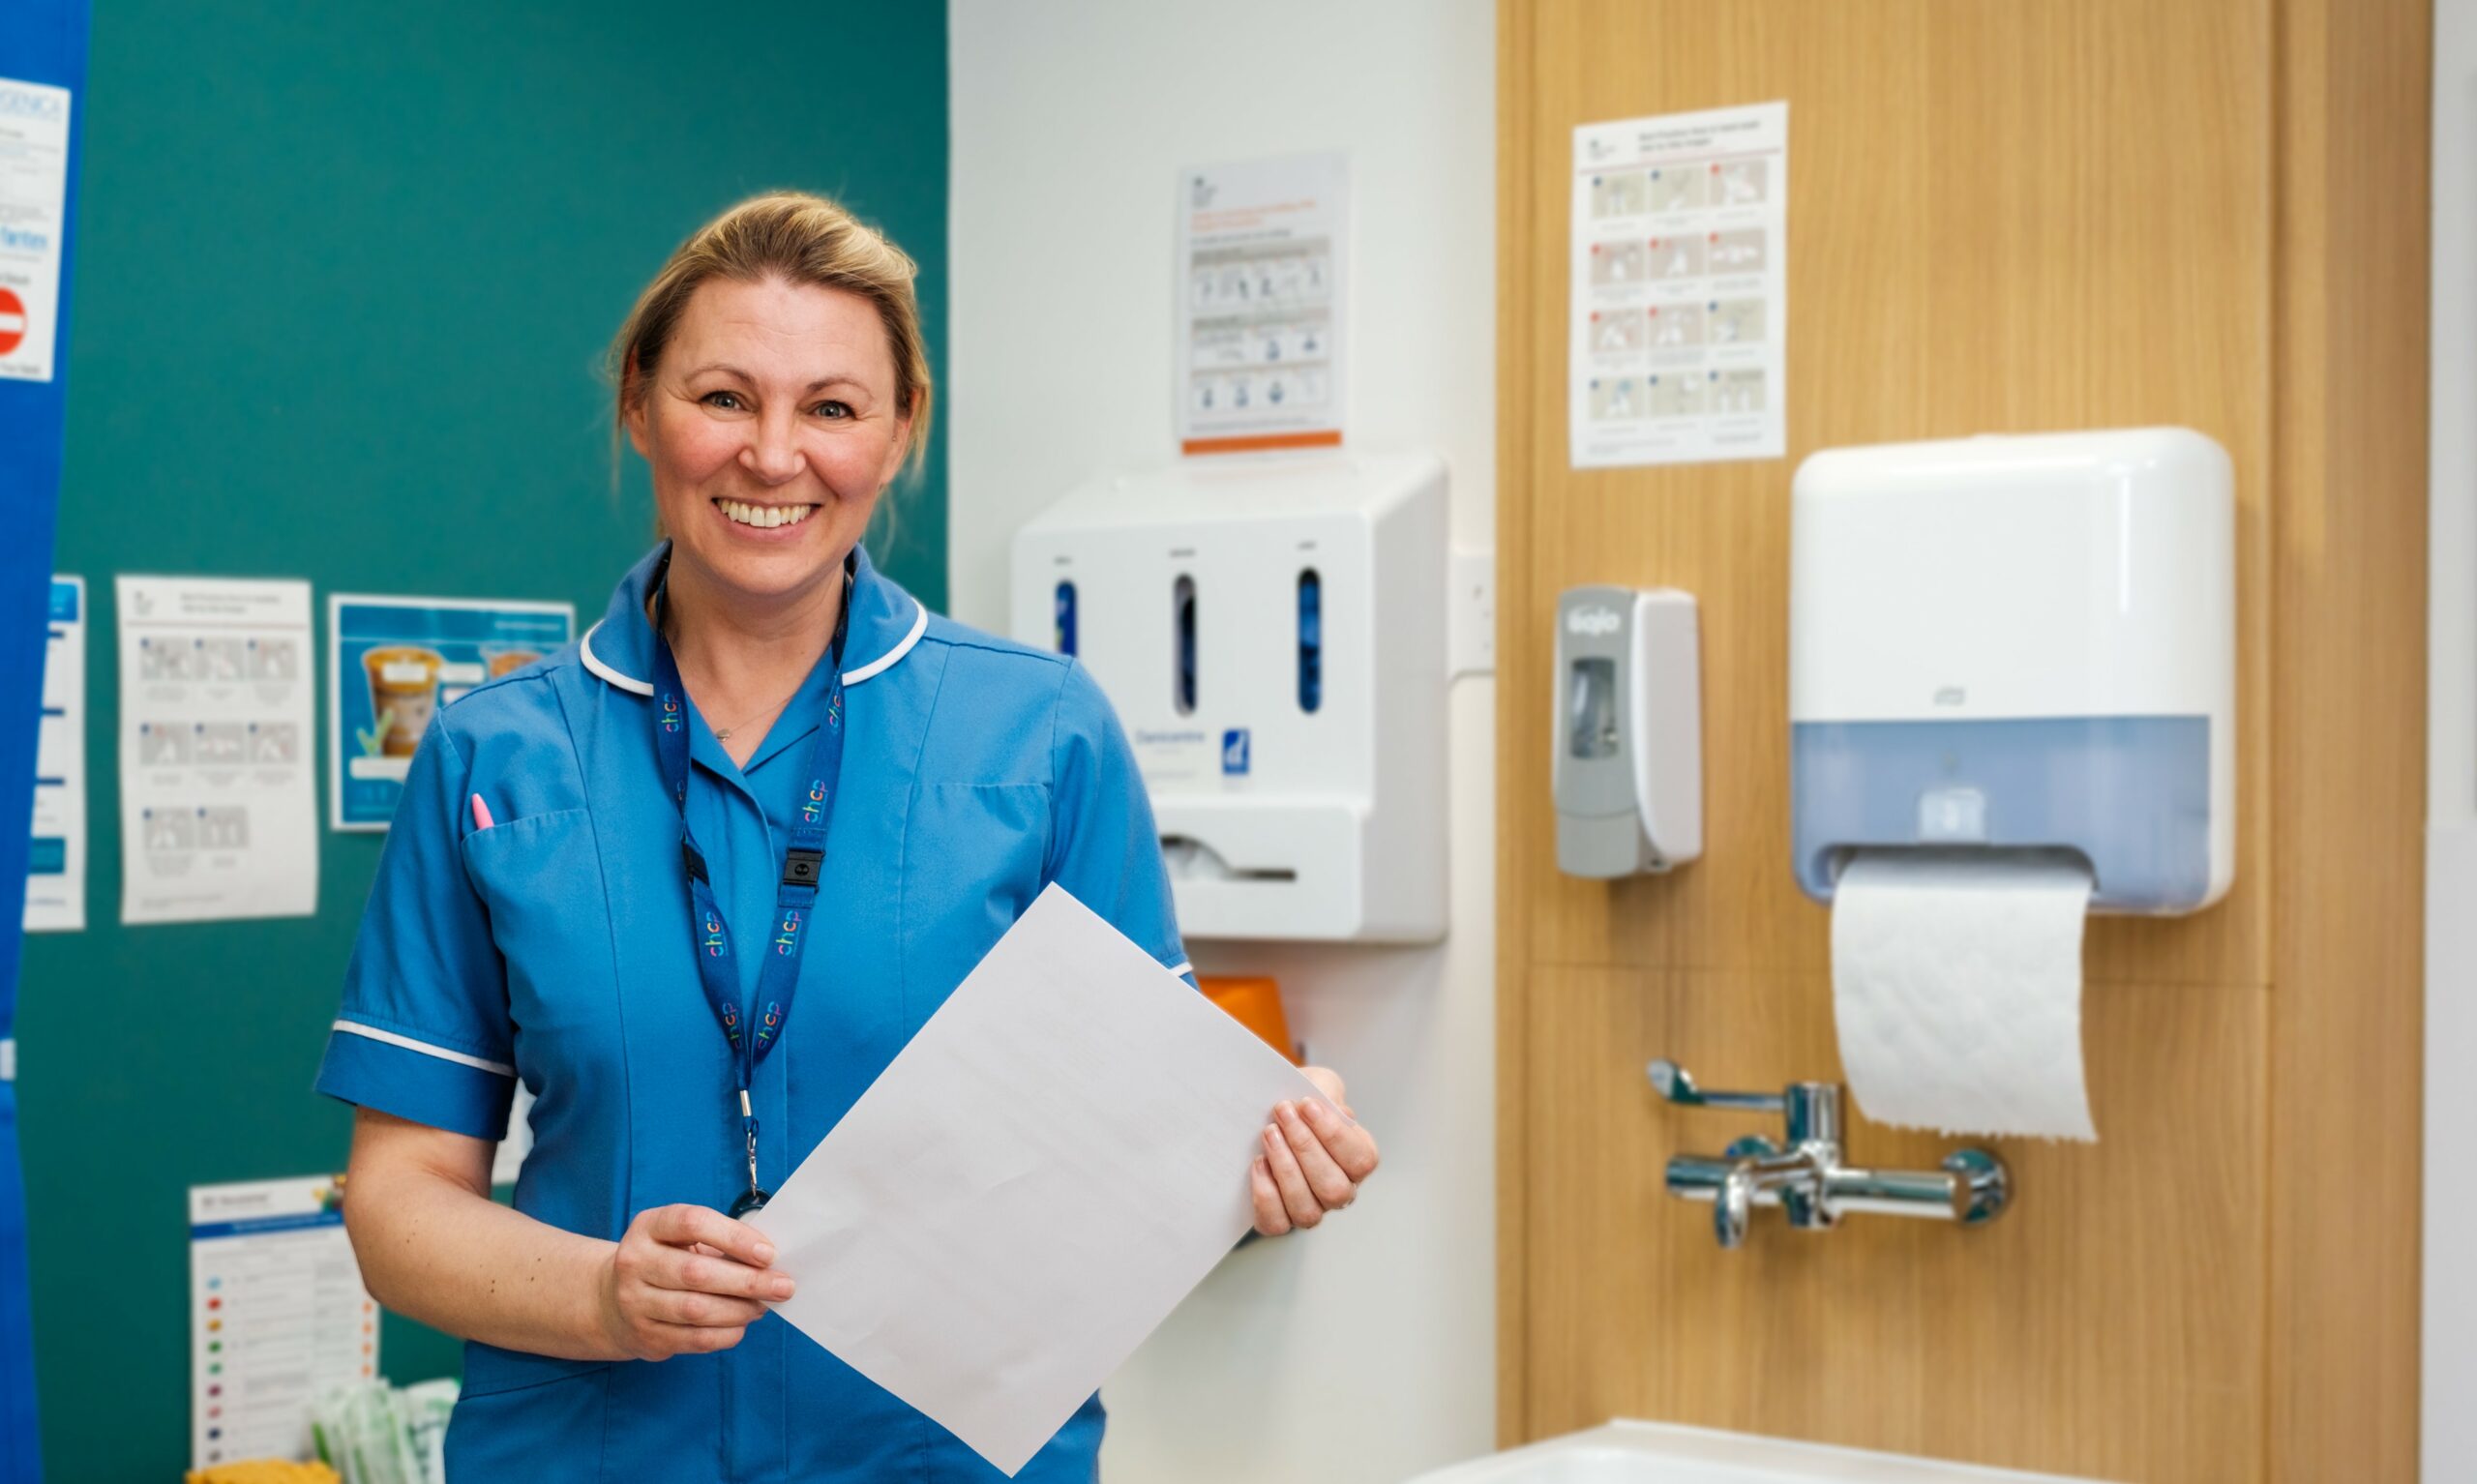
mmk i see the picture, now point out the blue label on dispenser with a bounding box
[1221,728,1251,775]
[1790,715,2214,911]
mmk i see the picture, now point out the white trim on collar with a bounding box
[843,602,929,684]
[579,598,928,697]
[580,622,654,696]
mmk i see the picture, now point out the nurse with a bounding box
[314,192,1379,1481]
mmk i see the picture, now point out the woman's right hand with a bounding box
[595,1203,796,1360]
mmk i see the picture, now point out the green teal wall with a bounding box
[16,4,946,1473]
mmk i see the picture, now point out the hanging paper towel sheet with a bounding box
[1831,848,2099,1142]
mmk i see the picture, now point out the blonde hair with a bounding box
[611,192,934,482]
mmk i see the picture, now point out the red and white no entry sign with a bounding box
[0,288,24,359]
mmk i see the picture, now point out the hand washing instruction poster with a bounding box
[0,76,72,384]
[116,576,318,925]
[1569,101,1787,469]
[328,595,574,831]
[190,1175,378,1471]
[25,576,83,932]
[1177,151,1349,455]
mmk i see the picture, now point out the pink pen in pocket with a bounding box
[469,793,495,831]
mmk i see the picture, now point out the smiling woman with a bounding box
[313,189,1381,1483]
[615,193,935,475]
[614,194,934,592]
[612,196,934,768]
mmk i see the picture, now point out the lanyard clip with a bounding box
[782,847,823,887]
[731,1087,770,1218]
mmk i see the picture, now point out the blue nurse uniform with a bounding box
[313,544,1193,1482]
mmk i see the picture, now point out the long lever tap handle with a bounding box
[1646,1057,1787,1113]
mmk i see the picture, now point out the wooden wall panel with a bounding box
[1513,0,2277,990]
[2264,0,2431,1477]
[1496,1,2428,1479]
[1522,966,2268,1480]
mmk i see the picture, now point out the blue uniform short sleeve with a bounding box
[1045,661,1193,984]
[313,712,518,1141]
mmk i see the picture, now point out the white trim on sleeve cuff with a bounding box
[332,1019,516,1077]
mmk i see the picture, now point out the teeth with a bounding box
[718,499,815,530]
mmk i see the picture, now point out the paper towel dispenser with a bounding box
[1552,586,1702,876]
[1011,453,1447,942]
[1788,427,2235,913]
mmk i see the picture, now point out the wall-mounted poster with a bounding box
[0,76,72,385]
[1569,101,1788,469]
[117,576,318,925]
[327,595,574,831]
[27,576,83,932]
[1177,151,1349,456]
[188,1174,376,1471]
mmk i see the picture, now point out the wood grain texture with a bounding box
[2264,1,2432,1478]
[1495,0,2427,1477]
[1513,0,2277,989]
[1520,967,2267,1481]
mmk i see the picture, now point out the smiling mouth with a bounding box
[714,497,818,530]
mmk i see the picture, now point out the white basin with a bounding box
[1405,1421,2118,1483]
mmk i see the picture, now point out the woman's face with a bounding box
[627,275,912,608]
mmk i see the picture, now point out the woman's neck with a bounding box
[657,553,849,748]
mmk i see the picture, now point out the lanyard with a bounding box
[648,566,851,1217]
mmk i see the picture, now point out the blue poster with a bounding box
[327,595,573,831]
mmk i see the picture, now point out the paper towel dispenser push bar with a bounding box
[1552,586,1702,877]
[1787,428,2236,913]
[1011,453,1448,942]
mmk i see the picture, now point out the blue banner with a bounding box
[0,4,87,1482]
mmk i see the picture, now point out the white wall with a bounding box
[2432,2,2474,1477]
[947,4,1499,1480]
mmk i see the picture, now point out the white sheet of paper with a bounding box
[189,1174,378,1470]
[1569,101,1788,468]
[26,576,84,932]
[1176,151,1348,454]
[492,1083,535,1187]
[117,575,319,924]
[751,883,1328,1476]
[0,77,73,384]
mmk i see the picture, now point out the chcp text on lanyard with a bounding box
[649,558,851,1218]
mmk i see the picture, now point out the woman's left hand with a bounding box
[1250,1066,1380,1236]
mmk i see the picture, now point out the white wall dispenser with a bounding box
[1788,427,2235,1145]
[1789,426,2236,912]
[1011,453,1448,942]
[1552,586,1702,877]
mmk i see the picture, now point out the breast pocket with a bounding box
[901,783,1050,1019]
[462,808,619,1045]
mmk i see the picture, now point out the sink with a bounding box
[1405,1421,2118,1483]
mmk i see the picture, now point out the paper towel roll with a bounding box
[1831,848,2098,1142]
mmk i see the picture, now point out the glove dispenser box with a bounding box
[1788,427,2236,912]
[1012,453,1448,942]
